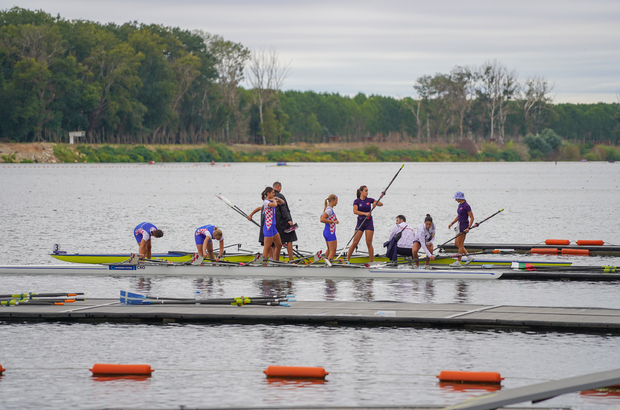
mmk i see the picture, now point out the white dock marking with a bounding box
[445,304,503,319]
[60,301,121,313]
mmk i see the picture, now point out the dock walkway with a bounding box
[2,300,620,334]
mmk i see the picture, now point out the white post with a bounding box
[69,131,85,144]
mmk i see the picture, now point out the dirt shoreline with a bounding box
[0,141,440,163]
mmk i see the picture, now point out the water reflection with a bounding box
[438,382,501,393]
[258,280,294,297]
[265,377,327,387]
[454,281,469,303]
[130,277,152,292]
[352,279,374,301]
[324,279,337,300]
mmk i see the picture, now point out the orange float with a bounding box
[530,248,558,255]
[561,248,590,255]
[545,239,570,245]
[263,366,329,379]
[0,364,5,374]
[576,240,604,246]
[436,370,504,384]
[89,363,153,376]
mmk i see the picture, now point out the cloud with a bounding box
[2,0,619,102]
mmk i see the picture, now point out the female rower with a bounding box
[320,194,339,261]
[347,185,382,263]
[412,214,436,269]
[448,191,474,266]
[248,187,285,262]
[134,222,163,259]
[195,225,224,261]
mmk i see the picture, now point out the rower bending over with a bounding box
[134,222,164,259]
[387,215,415,260]
[195,225,224,261]
[412,214,436,269]
[448,191,474,266]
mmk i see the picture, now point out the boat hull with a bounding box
[49,252,571,267]
[0,263,502,280]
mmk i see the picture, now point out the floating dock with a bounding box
[2,299,620,334]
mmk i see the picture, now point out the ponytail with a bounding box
[261,186,273,200]
[356,185,367,199]
[324,194,337,212]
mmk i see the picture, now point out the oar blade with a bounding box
[120,290,147,305]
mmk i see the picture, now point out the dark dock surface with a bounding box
[441,243,620,256]
[2,299,620,334]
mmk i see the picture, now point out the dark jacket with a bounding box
[274,190,297,242]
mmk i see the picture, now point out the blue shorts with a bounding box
[134,233,144,244]
[195,234,212,246]
[323,226,337,242]
[263,224,278,238]
[356,218,374,232]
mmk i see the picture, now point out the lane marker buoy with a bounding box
[263,366,328,379]
[89,363,153,376]
[436,370,504,384]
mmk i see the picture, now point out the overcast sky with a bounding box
[2,0,619,103]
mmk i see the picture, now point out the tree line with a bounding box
[1,7,619,146]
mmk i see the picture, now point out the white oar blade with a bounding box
[215,194,235,207]
[188,253,204,266]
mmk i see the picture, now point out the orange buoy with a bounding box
[89,363,153,376]
[561,248,590,255]
[436,370,504,384]
[545,239,570,245]
[576,240,604,246]
[530,248,558,255]
[0,364,5,374]
[263,366,329,379]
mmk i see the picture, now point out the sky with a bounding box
[2,0,619,103]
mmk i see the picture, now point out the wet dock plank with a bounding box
[2,300,620,333]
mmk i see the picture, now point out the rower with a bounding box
[448,191,474,266]
[134,222,163,259]
[320,194,339,261]
[248,187,285,262]
[195,225,224,261]
[386,215,416,261]
[346,185,383,263]
[412,214,436,269]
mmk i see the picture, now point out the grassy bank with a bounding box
[2,139,619,163]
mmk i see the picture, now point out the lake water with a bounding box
[1,161,620,409]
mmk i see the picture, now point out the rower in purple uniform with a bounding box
[195,224,224,261]
[448,191,475,266]
[412,214,436,269]
[134,222,163,259]
[346,185,383,263]
[320,194,339,261]
[248,186,285,262]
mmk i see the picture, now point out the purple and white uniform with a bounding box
[195,225,223,245]
[263,199,278,238]
[457,201,472,232]
[354,197,375,231]
[412,223,436,257]
[322,206,337,242]
[134,222,157,244]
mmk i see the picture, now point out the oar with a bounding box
[0,292,84,299]
[436,209,504,252]
[336,164,405,260]
[510,264,618,273]
[215,194,261,228]
[121,291,295,303]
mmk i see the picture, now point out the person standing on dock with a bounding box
[448,192,474,266]
[320,194,339,261]
[248,187,285,262]
[412,214,436,269]
[273,181,298,262]
[134,222,163,259]
[195,225,224,261]
[347,185,383,263]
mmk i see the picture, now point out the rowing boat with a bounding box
[0,263,502,280]
[49,251,572,267]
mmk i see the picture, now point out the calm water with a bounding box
[1,161,620,409]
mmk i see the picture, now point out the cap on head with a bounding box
[453,191,465,200]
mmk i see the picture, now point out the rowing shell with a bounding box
[0,263,502,280]
[49,252,571,267]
